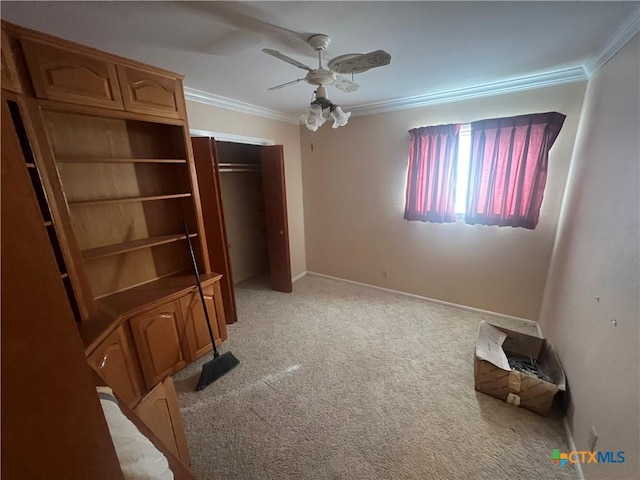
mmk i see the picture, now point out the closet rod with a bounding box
[219,168,261,173]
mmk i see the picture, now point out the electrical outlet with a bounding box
[588,425,598,451]
[382,269,388,279]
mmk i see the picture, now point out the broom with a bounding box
[183,222,239,391]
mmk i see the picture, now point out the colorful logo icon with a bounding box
[550,449,569,467]
[550,449,625,467]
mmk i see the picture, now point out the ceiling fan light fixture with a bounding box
[330,105,351,128]
[300,104,326,132]
[263,34,390,122]
[300,86,350,131]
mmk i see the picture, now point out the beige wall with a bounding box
[539,35,639,479]
[301,83,586,319]
[185,101,306,280]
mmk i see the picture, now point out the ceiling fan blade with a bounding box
[332,76,360,93]
[262,48,312,71]
[268,78,306,91]
[329,50,391,74]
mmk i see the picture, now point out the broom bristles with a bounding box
[196,351,240,391]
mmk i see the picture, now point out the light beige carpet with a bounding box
[174,275,578,480]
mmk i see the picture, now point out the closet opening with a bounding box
[216,141,269,290]
[191,135,292,325]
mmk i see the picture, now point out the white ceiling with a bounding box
[2,1,638,120]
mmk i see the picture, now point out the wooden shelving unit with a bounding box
[2,22,225,476]
[30,108,209,308]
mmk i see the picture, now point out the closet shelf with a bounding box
[82,233,198,260]
[56,157,188,164]
[68,193,192,206]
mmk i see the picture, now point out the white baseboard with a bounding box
[563,418,585,480]
[306,271,539,330]
[292,271,307,283]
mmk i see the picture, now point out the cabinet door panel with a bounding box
[191,137,238,325]
[87,326,142,407]
[134,377,190,466]
[2,30,23,93]
[129,301,187,389]
[180,282,227,362]
[20,38,123,109]
[261,145,292,292]
[116,65,183,118]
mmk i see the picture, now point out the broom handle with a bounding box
[183,221,219,358]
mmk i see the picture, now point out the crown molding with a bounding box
[585,8,640,77]
[183,86,298,124]
[349,67,587,117]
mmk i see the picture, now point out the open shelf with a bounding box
[57,157,187,164]
[82,233,197,260]
[68,193,191,206]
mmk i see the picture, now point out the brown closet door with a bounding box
[261,145,292,293]
[191,137,237,324]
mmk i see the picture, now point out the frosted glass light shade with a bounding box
[330,106,351,128]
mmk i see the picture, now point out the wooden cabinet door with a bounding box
[191,136,238,324]
[129,301,188,389]
[1,30,23,93]
[179,281,228,362]
[116,65,183,118]
[20,38,123,109]
[134,377,190,466]
[87,326,142,407]
[261,145,292,293]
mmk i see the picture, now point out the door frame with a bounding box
[190,129,274,146]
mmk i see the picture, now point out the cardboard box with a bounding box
[474,321,566,416]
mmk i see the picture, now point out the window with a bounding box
[405,112,566,229]
[454,124,471,216]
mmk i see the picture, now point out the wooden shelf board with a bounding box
[82,233,198,260]
[68,193,191,206]
[56,157,187,164]
[44,220,53,226]
[26,162,36,168]
[61,272,69,278]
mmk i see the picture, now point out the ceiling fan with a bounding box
[262,33,391,93]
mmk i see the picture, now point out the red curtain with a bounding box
[404,124,460,223]
[465,112,565,229]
